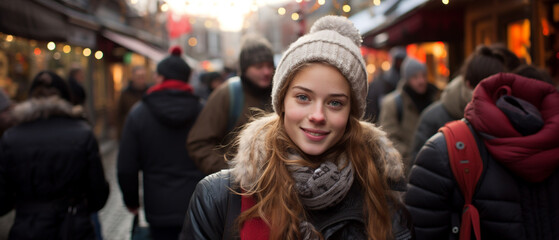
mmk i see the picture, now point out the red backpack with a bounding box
[439,120,483,240]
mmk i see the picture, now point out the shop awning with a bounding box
[102,30,167,62]
[0,0,68,41]
[350,0,463,48]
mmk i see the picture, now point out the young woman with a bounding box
[180,16,413,240]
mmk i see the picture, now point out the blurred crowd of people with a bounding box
[1,14,558,240]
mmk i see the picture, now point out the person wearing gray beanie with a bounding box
[186,34,275,175]
[180,15,413,240]
[365,46,407,123]
[379,57,439,174]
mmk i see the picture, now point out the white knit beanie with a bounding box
[271,15,368,118]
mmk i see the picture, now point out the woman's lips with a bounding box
[301,127,329,141]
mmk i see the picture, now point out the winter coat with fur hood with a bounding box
[180,115,414,240]
[405,73,559,240]
[0,96,109,240]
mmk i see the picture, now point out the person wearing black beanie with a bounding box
[117,46,204,240]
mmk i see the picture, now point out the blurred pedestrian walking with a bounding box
[116,66,149,139]
[186,34,275,174]
[194,71,225,103]
[0,89,13,136]
[117,46,204,240]
[410,45,507,163]
[365,46,407,123]
[0,71,109,240]
[379,57,439,175]
[180,15,412,240]
[68,67,87,106]
[405,73,559,239]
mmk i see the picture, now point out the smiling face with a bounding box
[283,63,351,156]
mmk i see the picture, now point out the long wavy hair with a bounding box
[236,61,395,240]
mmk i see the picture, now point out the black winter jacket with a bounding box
[405,128,559,240]
[117,89,204,227]
[0,97,109,240]
[180,170,414,240]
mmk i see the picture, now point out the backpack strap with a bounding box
[227,77,244,132]
[395,92,403,124]
[439,120,482,240]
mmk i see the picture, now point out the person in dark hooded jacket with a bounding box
[0,71,109,240]
[404,73,559,239]
[117,46,204,240]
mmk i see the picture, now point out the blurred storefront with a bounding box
[351,0,558,88]
[351,0,461,89]
[0,0,168,140]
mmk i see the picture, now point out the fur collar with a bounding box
[12,96,85,124]
[230,114,404,190]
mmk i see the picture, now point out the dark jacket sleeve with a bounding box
[410,102,443,164]
[85,131,110,212]
[186,85,230,174]
[180,171,231,240]
[404,133,457,240]
[117,110,141,209]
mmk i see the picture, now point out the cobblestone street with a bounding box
[98,140,134,240]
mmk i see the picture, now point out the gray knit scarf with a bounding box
[288,152,355,239]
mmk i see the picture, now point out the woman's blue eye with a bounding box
[296,95,309,101]
[329,100,343,107]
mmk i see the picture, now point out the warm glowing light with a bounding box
[373,0,381,6]
[188,37,198,47]
[83,48,91,57]
[318,0,325,5]
[343,4,351,12]
[442,0,449,4]
[130,0,138,4]
[47,42,56,51]
[205,20,213,28]
[63,45,71,53]
[381,61,391,71]
[542,18,550,36]
[161,2,169,12]
[295,0,302,2]
[291,12,300,21]
[278,7,286,15]
[6,35,13,42]
[366,64,376,74]
[95,51,103,59]
[433,42,445,57]
[34,48,41,55]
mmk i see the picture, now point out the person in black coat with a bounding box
[117,46,204,240]
[68,67,87,106]
[0,71,109,240]
[404,73,559,239]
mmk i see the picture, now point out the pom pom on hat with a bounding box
[169,45,182,56]
[272,15,368,118]
[157,46,191,82]
[309,15,362,47]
